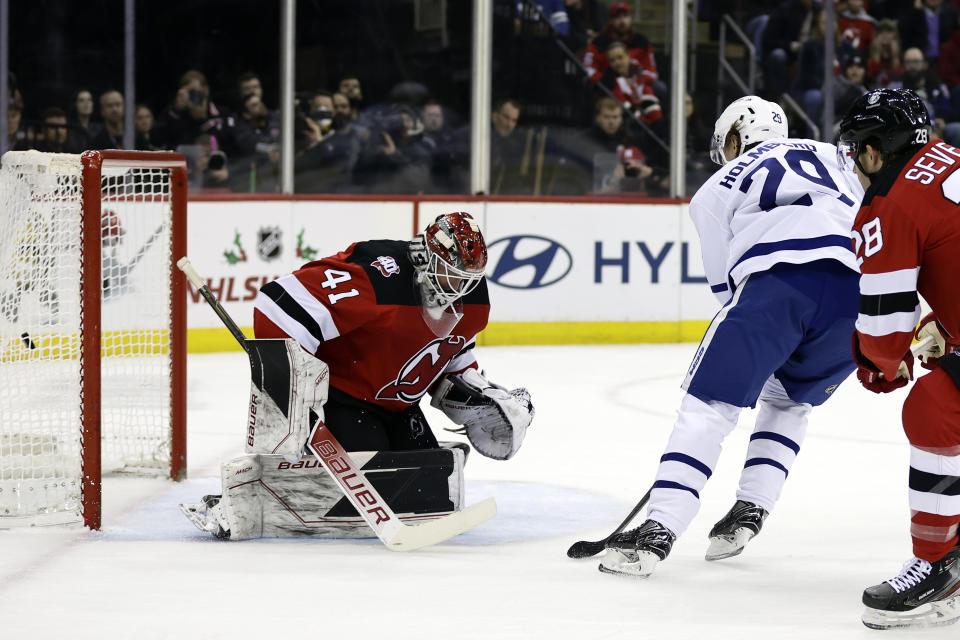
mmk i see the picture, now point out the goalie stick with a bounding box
[566,335,938,560]
[176,256,497,551]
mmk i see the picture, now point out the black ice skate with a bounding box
[598,519,676,578]
[179,494,231,540]
[705,500,769,561]
[861,547,960,630]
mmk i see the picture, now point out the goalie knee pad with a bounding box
[211,448,465,540]
[245,339,329,461]
[431,368,534,460]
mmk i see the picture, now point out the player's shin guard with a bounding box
[736,393,810,512]
[646,393,741,539]
[185,447,465,540]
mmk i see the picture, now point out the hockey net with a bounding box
[0,150,187,529]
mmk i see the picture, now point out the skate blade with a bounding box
[861,594,960,630]
[705,528,755,561]
[179,502,213,533]
[598,549,659,578]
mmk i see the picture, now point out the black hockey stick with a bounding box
[566,487,651,558]
[176,257,247,348]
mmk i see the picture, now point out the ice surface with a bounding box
[1,344,957,639]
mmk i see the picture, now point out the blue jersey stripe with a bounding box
[732,234,854,274]
[652,480,700,498]
[749,431,801,454]
[744,457,790,475]
[660,452,713,478]
[710,283,729,293]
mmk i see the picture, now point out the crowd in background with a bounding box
[8,0,957,197]
[757,0,960,143]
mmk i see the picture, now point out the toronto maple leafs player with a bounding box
[600,96,865,578]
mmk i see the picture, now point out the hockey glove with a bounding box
[853,333,913,394]
[431,368,534,461]
[914,313,960,370]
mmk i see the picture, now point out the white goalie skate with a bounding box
[179,495,230,540]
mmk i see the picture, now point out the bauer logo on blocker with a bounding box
[487,235,573,289]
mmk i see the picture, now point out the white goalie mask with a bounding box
[710,96,788,165]
[409,212,487,311]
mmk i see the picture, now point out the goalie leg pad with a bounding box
[211,448,465,540]
[245,338,329,461]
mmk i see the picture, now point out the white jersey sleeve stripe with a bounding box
[275,274,341,341]
[911,446,960,477]
[859,268,920,295]
[856,307,922,336]
[254,291,321,354]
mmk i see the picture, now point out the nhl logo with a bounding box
[257,227,282,261]
[867,93,880,106]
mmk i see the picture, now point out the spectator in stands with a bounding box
[868,19,904,87]
[838,0,877,52]
[583,3,661,99]
[238,71,264,104]
[563,0,607,54]
[155,70,237,155]
[835,54,871,118]
[134,104,159,151]
[898,0,958,68]
[187,134,230,192]
[489,98,532,194]
[890,47,956,134]
[597,41,663,126]
[421,99,469,193]
[89,90,126,150]
[938,27,960,109]
[510,0,575,123]
[339,75,364,118]
[28,107,77,153]
[762,0,818,99]
[569,96,648,193]
[294,91,361,193]
[305,91,335,140]
[233,93,281,192]
[353,105,431,194]
[798,7,854,131]
[67,88,100,150]
[6,92,28,151]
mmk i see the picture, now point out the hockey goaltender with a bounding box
[181,212,534,543]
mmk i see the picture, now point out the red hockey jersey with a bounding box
[253,239,490,412]
[854,139,960,378]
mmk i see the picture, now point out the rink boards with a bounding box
[185,196,716,351]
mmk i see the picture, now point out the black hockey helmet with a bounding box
[836,88,930,173]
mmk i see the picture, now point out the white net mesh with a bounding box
[0,151,177,526]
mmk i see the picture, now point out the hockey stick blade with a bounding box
[386,497,497,551]
[566,337,936,559]
[566,488,651,559]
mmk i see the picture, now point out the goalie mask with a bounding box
[410,211,487,310]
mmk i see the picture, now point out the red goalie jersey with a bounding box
[853,139,960,377]
[253,239,490,412]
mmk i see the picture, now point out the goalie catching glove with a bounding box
[431,368,534,460]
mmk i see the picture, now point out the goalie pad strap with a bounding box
[218,447,464,540]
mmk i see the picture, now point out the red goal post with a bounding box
[0,149,188,530]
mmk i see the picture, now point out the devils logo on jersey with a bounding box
[372,256,400,277]
[376,336,467,403]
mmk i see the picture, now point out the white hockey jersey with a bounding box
[689,138,864,303]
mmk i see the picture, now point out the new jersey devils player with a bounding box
[180,212,534,541]
[838,88,960,630]
[253,210,533,456]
